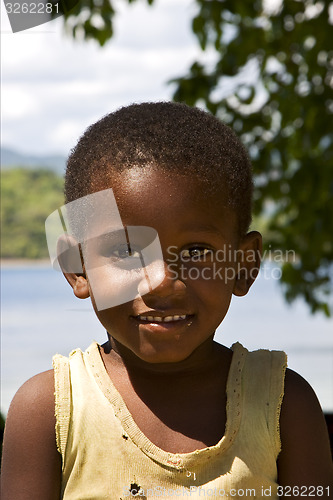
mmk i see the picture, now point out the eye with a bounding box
[110,244,142,260]
[180,247,212,261]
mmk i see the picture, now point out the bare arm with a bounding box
[0,370,62,499]
[277,368,333,497]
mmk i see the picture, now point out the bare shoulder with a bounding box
[3,369,56,430]
[1,370,62,500]
[9,368,55,406]
[277,368,333,491]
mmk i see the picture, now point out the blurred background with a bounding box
[1,0,332,450]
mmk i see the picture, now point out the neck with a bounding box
[102,333,226,378]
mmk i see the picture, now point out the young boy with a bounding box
[1,102,332,499]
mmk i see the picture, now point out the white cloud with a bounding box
[2,84,37,119]
[51,119,85,151]
[1,0,200,155]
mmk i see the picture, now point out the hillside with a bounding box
[1,146,66,175]
[1,168,64,259]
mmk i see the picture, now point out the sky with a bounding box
[1,0,208,156]
[2,1,332,157]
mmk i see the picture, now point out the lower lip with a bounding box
[131,316,194,332]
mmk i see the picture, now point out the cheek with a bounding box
[90,295,129,335]
[181,260,237,295]
[186,266,236,314]
[189,276,234,336]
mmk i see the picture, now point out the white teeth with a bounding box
[138,314,187,323]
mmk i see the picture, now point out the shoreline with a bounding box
[1,258,51,268]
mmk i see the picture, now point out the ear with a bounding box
[233,231,262,297]
[57,234,90,299]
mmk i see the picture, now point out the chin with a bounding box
[135,345,194,365]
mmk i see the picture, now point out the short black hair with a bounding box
[65,102,253,235]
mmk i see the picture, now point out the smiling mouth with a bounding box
[135,314,192,323]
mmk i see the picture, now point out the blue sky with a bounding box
[1,0,207,155]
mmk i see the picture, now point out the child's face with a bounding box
[71,167,261,364]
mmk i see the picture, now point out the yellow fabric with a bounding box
[53,342,287,499]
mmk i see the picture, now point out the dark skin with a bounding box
[1,168,332,498]
[99,335,232,453]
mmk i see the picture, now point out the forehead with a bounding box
[94,166,225,213]
[89,166,239,240]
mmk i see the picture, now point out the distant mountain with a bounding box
[1,146,66,175]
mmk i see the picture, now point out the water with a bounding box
[1,262,333,415]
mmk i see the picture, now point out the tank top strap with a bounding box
[240,346,287,456]
[53,352,71,467]
[267,349,288,453]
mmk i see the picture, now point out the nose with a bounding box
[138,258,186,299]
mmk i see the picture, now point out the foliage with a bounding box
[1,168,64,259]
[59,0,333,315]
[171,0,333,316]
[56,0,153,46]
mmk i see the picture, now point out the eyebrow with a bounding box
[180,224,226,238]
[85,229,127,245]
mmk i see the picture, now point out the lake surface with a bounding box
[1,262,333,415]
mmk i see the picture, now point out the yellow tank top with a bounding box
[53,342,287,499]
